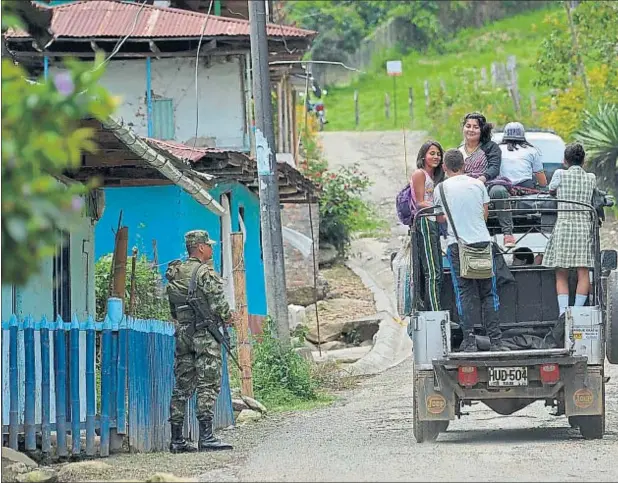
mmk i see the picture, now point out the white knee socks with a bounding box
[575,294,588,306]
[557,294,569,316]
[558,293,589,316]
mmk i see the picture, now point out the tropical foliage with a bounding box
[1,2,117,286]
[575,104,618,193]
[94,253,171,321]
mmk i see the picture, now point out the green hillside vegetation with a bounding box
[322,6,560,142]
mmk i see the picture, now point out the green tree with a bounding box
[1,2,117,286]
[535,1,618,90]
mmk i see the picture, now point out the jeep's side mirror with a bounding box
[601,249,618,272]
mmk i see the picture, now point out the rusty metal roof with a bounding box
[6,0,316,40]
[145,138,230,163]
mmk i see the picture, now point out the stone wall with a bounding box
[281,202,320,305]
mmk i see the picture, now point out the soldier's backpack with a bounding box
[395,184,419,226]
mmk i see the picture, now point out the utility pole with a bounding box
[249,0,290,349]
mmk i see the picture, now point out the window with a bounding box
[53,232,71,322]
[152,98,175,140]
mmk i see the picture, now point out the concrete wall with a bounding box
[281,203,319,292]
[53,56,249,150]
[94,183,267,316]
[1,209,95,322]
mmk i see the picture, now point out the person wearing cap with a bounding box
[164,229,233,453]
[490,121,547,247]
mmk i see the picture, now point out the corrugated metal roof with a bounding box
[145,138,233,163]
[5,0,316,39]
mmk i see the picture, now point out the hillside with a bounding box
[321,6,561,134]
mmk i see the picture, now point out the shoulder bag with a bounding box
[439,183,493,279]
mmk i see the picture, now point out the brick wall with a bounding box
[281,202,319,291]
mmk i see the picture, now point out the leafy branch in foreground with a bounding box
[2,4,118,286]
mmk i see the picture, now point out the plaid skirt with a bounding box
[543,215,594,268]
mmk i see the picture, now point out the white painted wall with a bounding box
[87,56,248,150]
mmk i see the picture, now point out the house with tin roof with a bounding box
[3,0,319,330]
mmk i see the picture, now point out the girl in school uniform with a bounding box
[543,143,597,315]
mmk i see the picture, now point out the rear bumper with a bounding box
[415,357,604,421]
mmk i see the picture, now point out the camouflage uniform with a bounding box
[165,230,232,452]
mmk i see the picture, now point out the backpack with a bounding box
[395,184,419,226]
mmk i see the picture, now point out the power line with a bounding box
[95,0,149,69]
[190,0,214,157]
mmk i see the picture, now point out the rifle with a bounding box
[187,264,242,371]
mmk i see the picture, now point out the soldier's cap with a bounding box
[503,121,526,142]
[185,230,216,247]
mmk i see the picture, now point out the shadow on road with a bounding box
[439,426,592,444]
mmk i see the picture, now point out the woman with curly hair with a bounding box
[458,111,502,184]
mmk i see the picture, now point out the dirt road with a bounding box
[199,359,618,482]
[194,131,618,482]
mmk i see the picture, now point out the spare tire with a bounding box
[606,270,618,364]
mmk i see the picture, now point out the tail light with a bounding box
[458,366,478,386]
[316,104,324,111]
[540,364,560,384]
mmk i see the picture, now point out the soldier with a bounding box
[165,229,233,453]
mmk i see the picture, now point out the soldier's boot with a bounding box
[169,423,197,454]
[198,417,233,451]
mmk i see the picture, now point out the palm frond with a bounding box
[574,103,618,191]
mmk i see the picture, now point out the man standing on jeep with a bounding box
[433,150,508,352]
[165,230,233,453]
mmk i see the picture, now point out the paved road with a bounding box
[196,131,618,482]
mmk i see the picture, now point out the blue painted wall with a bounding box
[95,183,267,316]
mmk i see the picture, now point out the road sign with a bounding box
[386,60,402,77]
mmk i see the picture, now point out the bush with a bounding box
[94,253,170,321]
[298,110,384,255]
[250,318,318,407]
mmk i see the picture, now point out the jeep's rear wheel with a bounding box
[576,379,605,440]
[413,372,443,443]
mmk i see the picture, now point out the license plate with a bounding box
[488,367,528,387]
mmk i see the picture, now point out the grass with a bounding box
[348,199,390,238]
[322,6,562,133]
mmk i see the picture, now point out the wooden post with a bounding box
[277,81,284,152]
[128,247,138,316]
[424,80,430,109]
[152,239,159,266]
[408,87,413,122]
[354,90,359,127]
[231,232,253,398]
[111,227,129,305]
[292,90,299,164]
[384,93,390,119]
[286,77,294,154]
[506,55,521,114]
[439,79,446,94]
[530,94,537,117]
[480,67,488,85]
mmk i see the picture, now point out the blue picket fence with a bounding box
[1,297,234,456]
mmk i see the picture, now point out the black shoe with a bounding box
[489,339,510,352]
[198,418,233,451]
[169,423,197,453]
[459,333,478,352]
